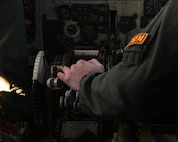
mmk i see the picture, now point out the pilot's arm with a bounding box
[79,0,178,121]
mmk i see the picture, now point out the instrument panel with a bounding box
[41,0,144,63]
[26,0,169,54]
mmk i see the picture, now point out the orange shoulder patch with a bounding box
[126,33,148,47]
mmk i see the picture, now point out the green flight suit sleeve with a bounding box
[79,0,178,121]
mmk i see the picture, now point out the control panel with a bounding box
[25,0,169,57]
[42,0,143,61]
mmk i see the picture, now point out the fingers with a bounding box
[57,65,81,91]
[57,71,65,81]
[88,58,100,64]
[57,66,70,82]
[75,59,100,66]
[76,59,86,65]
[62,66,70,73]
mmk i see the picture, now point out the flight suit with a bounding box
[79,0,178,123]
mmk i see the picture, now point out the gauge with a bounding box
[64,21,80,38]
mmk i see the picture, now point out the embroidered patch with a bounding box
[126,33,148,47]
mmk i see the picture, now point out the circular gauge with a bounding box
[80,22,98,42]
[64,21,80,38]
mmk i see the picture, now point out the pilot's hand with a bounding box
[57,58,104,91]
